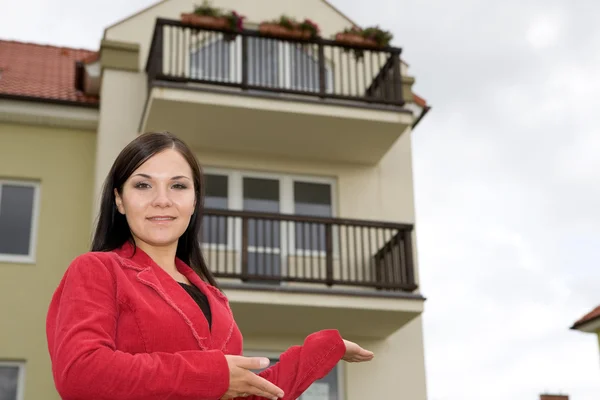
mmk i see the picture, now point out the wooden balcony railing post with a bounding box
[325,223,333,286]
[241,216,249,281]
[155,20,164,79]
[241,35,248,90]
[391,51,403,105]
[318,42,326,98]
[403,229,416,290]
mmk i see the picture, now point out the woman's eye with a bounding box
[172,183,188,189]
[134,182,151,189]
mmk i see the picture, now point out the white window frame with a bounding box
[202,168,338,278]
[0,361,26,400]
[0,180,41,264]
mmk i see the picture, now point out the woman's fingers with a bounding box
[341,338,374,362]
[247,372,285,399]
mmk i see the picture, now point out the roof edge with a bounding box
[320,0,361,27]
[571,316,600,332]
[0,93,99,109]
[103,0,169,38]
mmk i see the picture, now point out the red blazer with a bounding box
[46,242,345,400]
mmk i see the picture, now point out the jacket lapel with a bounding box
[178,261,236,352]
[114,242,212,351]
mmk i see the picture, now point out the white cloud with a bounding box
[526,13,563,49]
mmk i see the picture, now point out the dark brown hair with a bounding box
[91,131,218,287]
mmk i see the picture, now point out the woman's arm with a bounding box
[46,254,230,400]
[248,329,346,400]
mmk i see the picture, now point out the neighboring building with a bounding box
[571,305,600,357]
[0,1,430,399]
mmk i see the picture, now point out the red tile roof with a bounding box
[0,40,99,106]
[413,93,428,108]
[571,305,600,329]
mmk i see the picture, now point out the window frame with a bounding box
[243,349,345,400]
[0,361,26,400]
[201,168,339,281]
[0,180,41,264]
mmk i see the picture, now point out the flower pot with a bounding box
[335,33,378,48]
[181,13,230,30]
[259,23,312,40]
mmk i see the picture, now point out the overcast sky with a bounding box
[1,0,599,399]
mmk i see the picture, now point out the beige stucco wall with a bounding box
[105,0,356,70]
[93,69,146,213]
[0,123,96,400]
[243,315,428,400]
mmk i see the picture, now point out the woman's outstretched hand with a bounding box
[342,339,375,363]
[220,356,284,400]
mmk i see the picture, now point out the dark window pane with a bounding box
[202,175,228,245]
[244,178,280,282]
[294,182,332,252]
[205,174,228,209]
[0,184,35,256]
[244,178,280,248]
[0,366,19,400]
[294,182,332,216]
[243,177,279,212]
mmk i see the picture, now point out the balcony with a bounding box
[201,209,423,339]
[142,19,415,164]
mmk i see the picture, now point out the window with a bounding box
[254,357,341,400]
[294,181,332,254]
[0,181,40,263]
[243,177,281,279]
[201,170,336,281]
[202,174,228,245]
[0,362,25,400]
[189,35,333,92]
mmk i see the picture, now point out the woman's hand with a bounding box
[220,356,284,400]
[342,339,375,362]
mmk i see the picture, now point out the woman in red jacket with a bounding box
[46,131,374,400]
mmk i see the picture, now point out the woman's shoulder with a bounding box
[69,250,118,267]
[63,250,123,280]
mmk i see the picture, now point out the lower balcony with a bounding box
[142,19,414,164]
[202,209,424,338]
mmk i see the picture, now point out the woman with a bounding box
[46,132,374,400]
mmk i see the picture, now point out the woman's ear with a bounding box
[114,188,125,215]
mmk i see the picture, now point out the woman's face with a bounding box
[115,149,196,250]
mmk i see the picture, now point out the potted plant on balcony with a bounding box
[181,1,245,40]
[334,25,393,58]
[259,15,320,40]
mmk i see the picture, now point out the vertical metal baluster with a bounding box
[368,226,373,285]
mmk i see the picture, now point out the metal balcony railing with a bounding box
[146,18,405,106]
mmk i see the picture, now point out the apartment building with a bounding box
[0,0,431,399]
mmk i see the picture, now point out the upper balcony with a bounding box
[142,18,416,164]
[202,208,423,339]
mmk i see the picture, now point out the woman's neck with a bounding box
[134,239,178,274]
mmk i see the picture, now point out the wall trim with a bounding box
[0,98,99,131]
